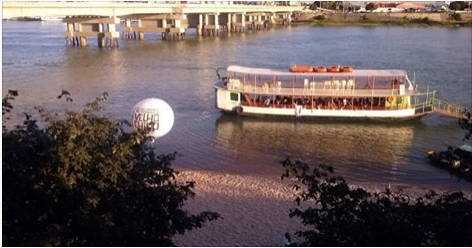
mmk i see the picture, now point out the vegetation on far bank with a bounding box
[306,15,472,27]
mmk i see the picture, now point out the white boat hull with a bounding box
[238,106,417,119]
[215,85,423,120]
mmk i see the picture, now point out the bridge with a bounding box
[2,1,305,47]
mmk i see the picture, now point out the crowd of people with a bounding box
[243,94,389,110]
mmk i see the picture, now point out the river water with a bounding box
[2,21,471,191]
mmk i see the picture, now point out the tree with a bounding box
[281,158,472,246]
[449,1,469,11]
[2,91,220,246]
[459,110,471,141]
[312,1,337,10]
[365,2,377,11]
[308,3,317,10]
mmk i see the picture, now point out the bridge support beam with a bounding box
[198,13,220,36]
[229,12,245,33]
[121,14,188,41]
[203,13,218,36]
[64,17,119,48]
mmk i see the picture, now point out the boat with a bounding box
[341,66,354,73]
[289,65,313,73]
[327,66,340,72]
[427,144,472,180]
[214,65,469,120]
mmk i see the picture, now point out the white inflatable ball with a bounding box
[131,98,174,139]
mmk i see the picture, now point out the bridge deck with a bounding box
[2,2,304,19]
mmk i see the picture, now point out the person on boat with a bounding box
[264,98,271,106]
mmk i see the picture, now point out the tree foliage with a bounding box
[312,1,338,10]
[366,2,377,11]
[2,91,220,246]
[449,1,470,11]
[281,158,472,246]
[459,110,471,141]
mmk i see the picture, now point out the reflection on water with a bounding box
[215,114,414,180]
[213,114,469,191]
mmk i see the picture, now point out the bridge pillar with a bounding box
[215,14,220,35]
[197,14,203,36]
[204,14,209,35]
[227,13,232,33]
[241,12,246,32]
[66,23,74,46]
[269,13,276,28]
[97,24,104,47]
[247,15,253,30]
[161,19,167,39]
[255,15,263,30]
[121,14,187,41]
[201,13,219,36]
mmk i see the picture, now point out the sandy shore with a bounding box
[173,170,303,247]
[173,169,470,246]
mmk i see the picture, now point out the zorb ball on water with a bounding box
[131,98,174,139]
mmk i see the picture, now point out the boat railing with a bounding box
[225,78,412,97]
[432,98,468,119]
[411,87,435,113]
[411,87,468,119]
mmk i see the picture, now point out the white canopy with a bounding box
[227,65,408,78]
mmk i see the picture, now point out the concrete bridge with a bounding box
[2,1,304,18]
[3,1,305,47]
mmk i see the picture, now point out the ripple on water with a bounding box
[2,21,471,192]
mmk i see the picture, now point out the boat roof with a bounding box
[227,65,408,78]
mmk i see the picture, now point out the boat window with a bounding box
[230,93,239,101]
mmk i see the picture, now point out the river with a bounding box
[2,21,471,191]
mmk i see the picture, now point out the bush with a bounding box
[2,91,220,246]
[313,15,326,21]
[281,158,472,246]
[449,12,462,21]
[360,15,370,21]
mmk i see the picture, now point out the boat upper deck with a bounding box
[215,80,419,97]
[221,65,418,97]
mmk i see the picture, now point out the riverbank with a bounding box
[173,169,471,246]
[294,11,472,27]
